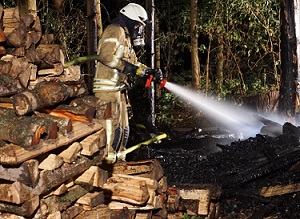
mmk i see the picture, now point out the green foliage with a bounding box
[150,0,281,100]
[181,213,203,219]
[3,0,16,8]
[37,0,87,61]
[156,92,180,126]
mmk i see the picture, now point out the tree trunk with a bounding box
[145,0,156,131]
[216,37,224,90]
[190,0,201,90]
[279,0,298,122]
[96,0,103,37]
[86,0,98,94]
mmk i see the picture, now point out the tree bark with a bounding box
[86,0,98,94]
[13,80,88,116]
[279,0,298,121]
[190,0,201,90]
[0,112,55,147]
[216,38,224,90]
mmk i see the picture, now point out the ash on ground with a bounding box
[127,122,300,218]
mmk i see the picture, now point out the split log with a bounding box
[110,208,136,219]
[40,185,88,215]
[25,44,40,64]
[0,154,103,208]
[75,165,108,188]
[102,175,150,205]
[80,130,105,156]
[0,97,13,108]
[35,111,73,135]
[42,103,96,123]
[0,113,52,147]
[35,154,102,195]
[36,44,64,68]
[28,65,81,89]
[37,63,64,76]
[0,159,39,186]
[0,196,39,217]
[40,33,54,44]
[61,205,84,219]
[58,142,82,163]
[0,106,60,142]
[0,73,23,97]
[38,154,64,170]
[107,197,163,211]
[9,57,30,79]
[61,65,81,81]
[135,212,153,219]
[0,29,6,42]
[0,181,32,204]
[53,184,68,196]
[5,20,28,47]
[46,212,61,219]
[178,189,211,216]
[13,80,88,116]
[0,45,6,55]
[73,204,111,219]
[104,159,164,181]
[71,95,112,120]
[76,191,105,209]
[0,55,13,74]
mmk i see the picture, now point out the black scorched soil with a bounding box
[127,123,300,218]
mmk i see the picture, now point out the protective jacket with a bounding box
[93,24,142,92]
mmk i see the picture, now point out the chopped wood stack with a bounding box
[0,5,82,97]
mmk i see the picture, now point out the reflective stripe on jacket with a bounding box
[93,24,139,92]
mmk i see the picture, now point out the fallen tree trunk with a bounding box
[13,80,88,115]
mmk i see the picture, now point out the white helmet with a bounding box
[120,3,148,26]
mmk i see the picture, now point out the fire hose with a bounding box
[117,132,167,158]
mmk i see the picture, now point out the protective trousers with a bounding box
[95,91,129,162]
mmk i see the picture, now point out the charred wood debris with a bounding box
[0,4,300,219]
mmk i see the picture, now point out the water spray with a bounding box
[162,82,286,139]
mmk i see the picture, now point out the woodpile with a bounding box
[0,5,222,219]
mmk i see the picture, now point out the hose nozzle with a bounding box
[159,79,167,89]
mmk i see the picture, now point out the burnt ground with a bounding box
[127,114,300,218]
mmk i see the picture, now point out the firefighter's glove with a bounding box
[122,61,138,76]
[153,68,163,84]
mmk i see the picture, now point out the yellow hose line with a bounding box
[122,133,167,155]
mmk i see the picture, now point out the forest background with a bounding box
[3,0,281,128]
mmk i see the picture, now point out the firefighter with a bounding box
[93,3,162,163]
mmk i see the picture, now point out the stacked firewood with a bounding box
[0,4,81,97]
[0,5,221,219]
